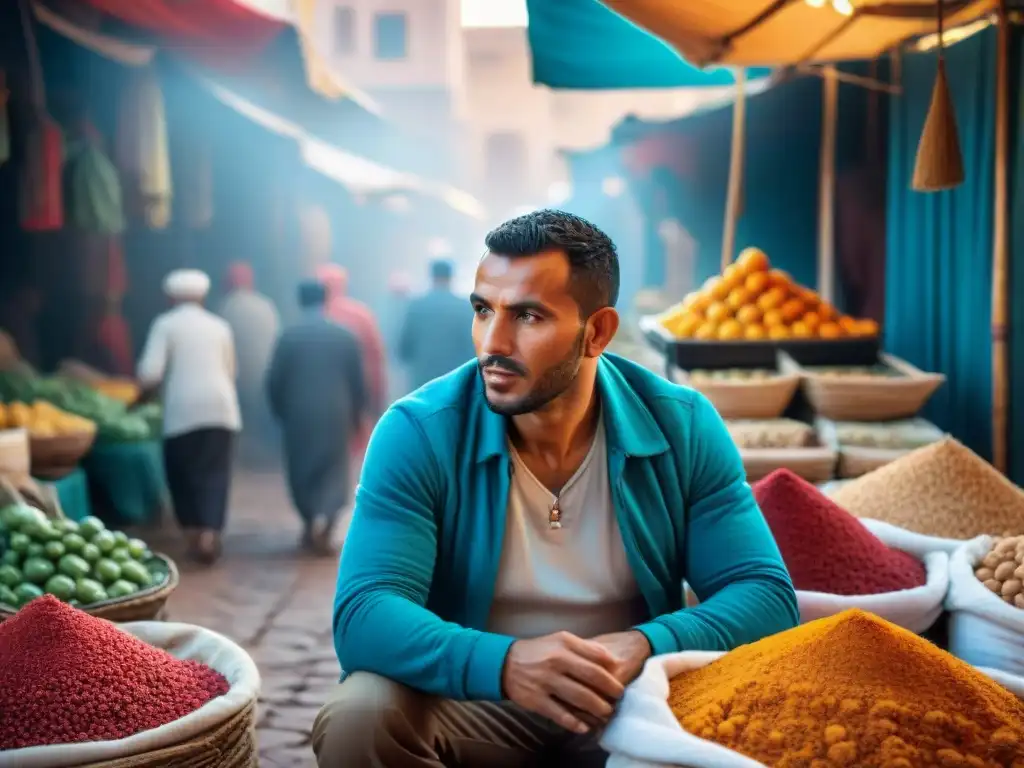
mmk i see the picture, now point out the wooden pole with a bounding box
[721,70,747,271]
[991,0,1009,473]
[817,65,838,303]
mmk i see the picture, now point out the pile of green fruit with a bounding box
[0,505,167,609]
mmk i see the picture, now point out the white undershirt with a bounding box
[487,413,648,638]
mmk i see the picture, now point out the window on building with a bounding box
[373,12,408,60]
[333,7,355,55]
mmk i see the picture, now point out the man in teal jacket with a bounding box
[313,210,798,767]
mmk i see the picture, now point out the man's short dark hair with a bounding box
[298,279,327,309]
[430,259,454,281]
[483,209,619,316]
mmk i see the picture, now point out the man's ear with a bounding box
[585,307,620,358]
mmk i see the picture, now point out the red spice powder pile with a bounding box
[753,469,927,596]
[0,596,230,750]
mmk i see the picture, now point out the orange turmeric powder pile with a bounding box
[669,610,1024,767]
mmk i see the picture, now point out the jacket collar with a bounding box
[474,354,670,463]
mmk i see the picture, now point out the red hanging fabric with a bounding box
[82,0,284,62]
[17,0,63,231]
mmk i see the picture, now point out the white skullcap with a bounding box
[163,269,211,301]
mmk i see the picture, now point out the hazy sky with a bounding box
[461,0,527,27]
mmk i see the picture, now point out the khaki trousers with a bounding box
[311,672,609,768]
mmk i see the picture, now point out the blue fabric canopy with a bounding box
[885,25,1024,476]
[526,0,770,89]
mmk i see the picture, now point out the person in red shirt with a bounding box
[315,265,386,453]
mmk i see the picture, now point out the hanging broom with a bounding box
[911,0,964,191]
[16,0,64,230]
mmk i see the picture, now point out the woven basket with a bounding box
[673,369,799,419]
[75,702,256,768]
[30,430,97,479]
[740,443,837,484]
[815,417,948,479]
[0,554,178,623]
[780,352,944,422]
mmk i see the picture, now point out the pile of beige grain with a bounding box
[830,437,1024,539]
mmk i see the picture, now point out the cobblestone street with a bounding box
[139,470,345,768]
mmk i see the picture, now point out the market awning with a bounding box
[198,74,486,219]
[525,0,771,88]
[598,0,997,67]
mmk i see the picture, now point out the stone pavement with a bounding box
[141,470,346,768]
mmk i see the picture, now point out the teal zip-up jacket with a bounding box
[333,354,798,700]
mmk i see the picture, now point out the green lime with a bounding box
[92,531,116,554]
[0,584,17,606]
[120,560,152,588]
[8,532,30,554]
[62,532,87,553]
[126,538,149,560]
[0,504,23,529]
[106,580,138,599]
[94,559,122,585]
[1,550,20,567]
[22,557,56,585]
[44,574,77,601]
[54,519,80,534]
[112,531,129,546]
[78,516,106,540]
[13,582,44,606]
[58,554,91,580]
[10,506,45,533]
[44,541,66,560]
[74,578,107,605]
[25,519,59,542]
[80,543,101,563]
[25,542,45,559]
[110,548,132,564]
[0,564,21,588]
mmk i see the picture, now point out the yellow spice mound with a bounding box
[831,438,1024,540]
[669,610,1024,767]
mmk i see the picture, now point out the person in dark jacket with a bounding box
[266,280,368,555]
[396,259,475,390]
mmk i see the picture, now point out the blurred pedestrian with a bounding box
[397,259,475,390]
[137,269,240,565]
[266,279,368,555]
[218,261,280,467]
[316,264,386,418]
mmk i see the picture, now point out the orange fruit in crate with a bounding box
[790,321,813,338]
[757,288,787,313]
[688,293,711,316]
[768,325,791,340]
[838,315,859,334]
[745,272,770,296]
[768,269,793,289]
[726,287,752,311]
[780,298,805,324]
[722,264,744,290]
[718,319,744,340]
[817,302,839,321]
[762,309,785,328]
[801,311,821,331]
[706,277,732,302]
[706,301,732,323]
[736,304,762,325]
[737,247,770,274]
[818,322,844,339]
[672,314,702,338]
[680,291,701,310]
[744,324,767,340]
[799,287,821,307]
[694,321,719,340]
[856,318,880,337]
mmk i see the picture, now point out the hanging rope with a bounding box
[911,0,965,192]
